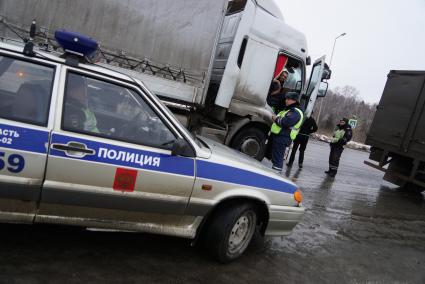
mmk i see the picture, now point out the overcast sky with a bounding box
[277,0,425,104]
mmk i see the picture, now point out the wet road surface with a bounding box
[1,141,424,283]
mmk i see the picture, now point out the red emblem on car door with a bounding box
[113,168,138,192]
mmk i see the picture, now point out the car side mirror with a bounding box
[317,82,328,98]
[171,138,195,157]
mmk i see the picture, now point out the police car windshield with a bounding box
[147,92,205,149]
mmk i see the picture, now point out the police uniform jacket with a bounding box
[273,102,303,142]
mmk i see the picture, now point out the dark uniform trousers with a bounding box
[329,143,344,174]
[270,134,292,170]
[288,134,309,165]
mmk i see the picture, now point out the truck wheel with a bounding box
[231,127,267,160]
[205,203,258,263]
[402,183,425,194]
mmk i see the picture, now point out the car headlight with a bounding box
[294,189,303,206]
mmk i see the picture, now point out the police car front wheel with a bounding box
[205,203,258,263]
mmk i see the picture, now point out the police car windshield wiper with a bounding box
[194,135,209,148]
[161,140,175,146]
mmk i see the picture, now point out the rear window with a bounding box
[0,55,55,126]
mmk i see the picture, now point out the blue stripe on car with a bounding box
[196,160,297,194]
[0,123,48,154]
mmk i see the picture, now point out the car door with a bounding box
[0,51,59,222]
[303,56,328,118]
[37,67,196,228]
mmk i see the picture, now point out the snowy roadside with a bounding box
[311,133,371,152]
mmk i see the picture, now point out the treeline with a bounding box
[312,86,377,143]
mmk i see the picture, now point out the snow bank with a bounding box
[311,133,371,152]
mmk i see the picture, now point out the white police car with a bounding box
[0,30,304,262]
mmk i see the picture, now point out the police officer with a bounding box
[325,118,352,177]
[287,114,318,168]
[269,92,304,171]
[64,74,100,133]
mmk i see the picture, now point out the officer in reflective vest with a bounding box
[65,74,100,133]
[325,118,352,177]
[269,92,304,171]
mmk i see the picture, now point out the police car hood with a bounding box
[197,136,297,187]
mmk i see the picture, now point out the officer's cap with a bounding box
[285,92,300,101]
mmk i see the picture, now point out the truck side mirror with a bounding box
[321,69,332,81]
[321,64,332,81]
[171,138,195,157]
[295,80,302,92]
[317,82,328,98]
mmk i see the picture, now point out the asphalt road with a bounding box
[1,141,424,284]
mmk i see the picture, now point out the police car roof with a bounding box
[0,41,135,84]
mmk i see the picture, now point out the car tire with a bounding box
[230,127,267,161]
[205,203,258,263]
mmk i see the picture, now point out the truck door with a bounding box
[0,52,59,222]
[304,56,327,118]
[37,68,196,227]
[231,38,278,106]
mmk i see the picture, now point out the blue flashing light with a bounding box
[54,30,98,59]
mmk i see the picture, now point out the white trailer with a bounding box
[0,0,330,160]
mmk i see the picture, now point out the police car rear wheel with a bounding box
[205,203,258,263]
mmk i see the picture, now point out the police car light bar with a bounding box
[54,30,98,62]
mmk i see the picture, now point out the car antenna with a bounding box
[23,19,36,57]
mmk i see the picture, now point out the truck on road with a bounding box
[0,0,330,160]
[365,70,425,192]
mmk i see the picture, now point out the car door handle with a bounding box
[51,142,95,155]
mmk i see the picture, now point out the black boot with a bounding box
[328,169,337,177]
[325,169,330,174]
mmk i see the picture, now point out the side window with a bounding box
[62,72,176,149]
[306,63,322,97]
[0,55,54,126]
[269,55,303,94]
[281,57,303,92]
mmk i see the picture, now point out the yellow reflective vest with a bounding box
[331,128,345,143]
[270,108,304,140]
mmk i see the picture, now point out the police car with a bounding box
[0,30,304,262]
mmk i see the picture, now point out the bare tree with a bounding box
[313,86,376,143]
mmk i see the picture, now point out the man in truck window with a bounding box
[325,118,352,177]
[267,70,288,114]
[268,92,304,171]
